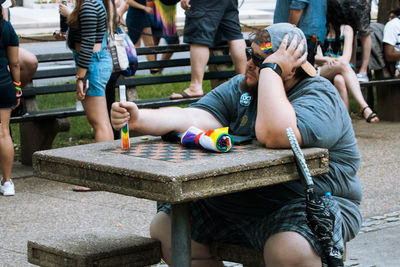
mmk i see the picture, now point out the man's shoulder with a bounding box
[215,74,245,90]
[298,75,333,89]
[385,18,400,30]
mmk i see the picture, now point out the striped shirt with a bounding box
[69,0,107,69]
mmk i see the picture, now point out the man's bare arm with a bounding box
[255,35,305,148]
[384,43,400,62]
[111,102,223,136]
[288,9,303,26]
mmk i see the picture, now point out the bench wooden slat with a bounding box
[119,70,236,87]
[33,67,76,79]
[23,83,76,97]
[33,55,233,80]
[360,78,400,87]
[36,52,73,62]
[138,55,233,70]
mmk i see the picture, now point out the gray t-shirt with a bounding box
[191,74,362,240]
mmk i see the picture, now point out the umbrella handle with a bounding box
[286,128,314,187]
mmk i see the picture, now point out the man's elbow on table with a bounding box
[255,126,303,148]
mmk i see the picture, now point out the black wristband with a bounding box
[259,63,282,76]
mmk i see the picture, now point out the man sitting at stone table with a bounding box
[111,23,362,267]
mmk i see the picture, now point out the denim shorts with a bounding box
[72,49,113,97]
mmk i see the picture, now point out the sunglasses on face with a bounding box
[246,47,265,68]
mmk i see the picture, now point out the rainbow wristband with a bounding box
[15,86,22,97]
[13,81,21,86]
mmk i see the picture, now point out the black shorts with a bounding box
[0,67,16,109]
[347,0,371,35]
[157,195,352,259]
[183,0,243,47]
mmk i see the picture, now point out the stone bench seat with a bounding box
[27,229,161,267]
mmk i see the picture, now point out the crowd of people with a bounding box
[1,0,399,265]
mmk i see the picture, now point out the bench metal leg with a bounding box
[171,202,191,267]
[20,118,70,165]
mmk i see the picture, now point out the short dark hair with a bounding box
[389,8,400,17]
[249,29,270,46]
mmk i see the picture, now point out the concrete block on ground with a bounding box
[27,228,161,267]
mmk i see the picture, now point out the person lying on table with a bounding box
[111,23,362,267]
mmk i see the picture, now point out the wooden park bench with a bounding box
[11,43,237,165]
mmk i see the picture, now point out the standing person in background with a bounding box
[348,0,372,82]
[314,9,379,123]
[66,0,117,191]
[66,0,117,142]
[0,0,20,196]
[2,0,38,89]
[273,0,327,65]
[125,0,159,74]
[146,0,179,74]
[170,0,247,99]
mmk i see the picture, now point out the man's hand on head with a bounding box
[262,34,307,78]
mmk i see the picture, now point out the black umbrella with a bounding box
[286,128,344,267]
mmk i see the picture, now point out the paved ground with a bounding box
[1,118,400,266]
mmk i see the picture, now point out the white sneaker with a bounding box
[0,178,15,196]
[356,73,369,82]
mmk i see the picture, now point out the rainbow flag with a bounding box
[180,126,233,153]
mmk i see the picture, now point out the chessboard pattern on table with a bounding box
[106,142,256,163]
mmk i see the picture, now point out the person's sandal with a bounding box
[361,106,379,123]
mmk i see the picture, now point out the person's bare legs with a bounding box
[152,36,174,73]
[136,27,157,72]
[264,231,322,267]
[150,212,224,267]
[228,39,247,74]
[72,95,113,192]
[0,109,14,184]
[170,43,209,99]
[319,61,379,122]
[333,74,349,110]
[19,47,38,88]
[358,34,371,76]
[82,95,114,142]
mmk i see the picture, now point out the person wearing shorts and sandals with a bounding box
[170,0,246,99]
[111,23,362,266]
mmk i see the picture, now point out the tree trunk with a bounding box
[377,0,400,24]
